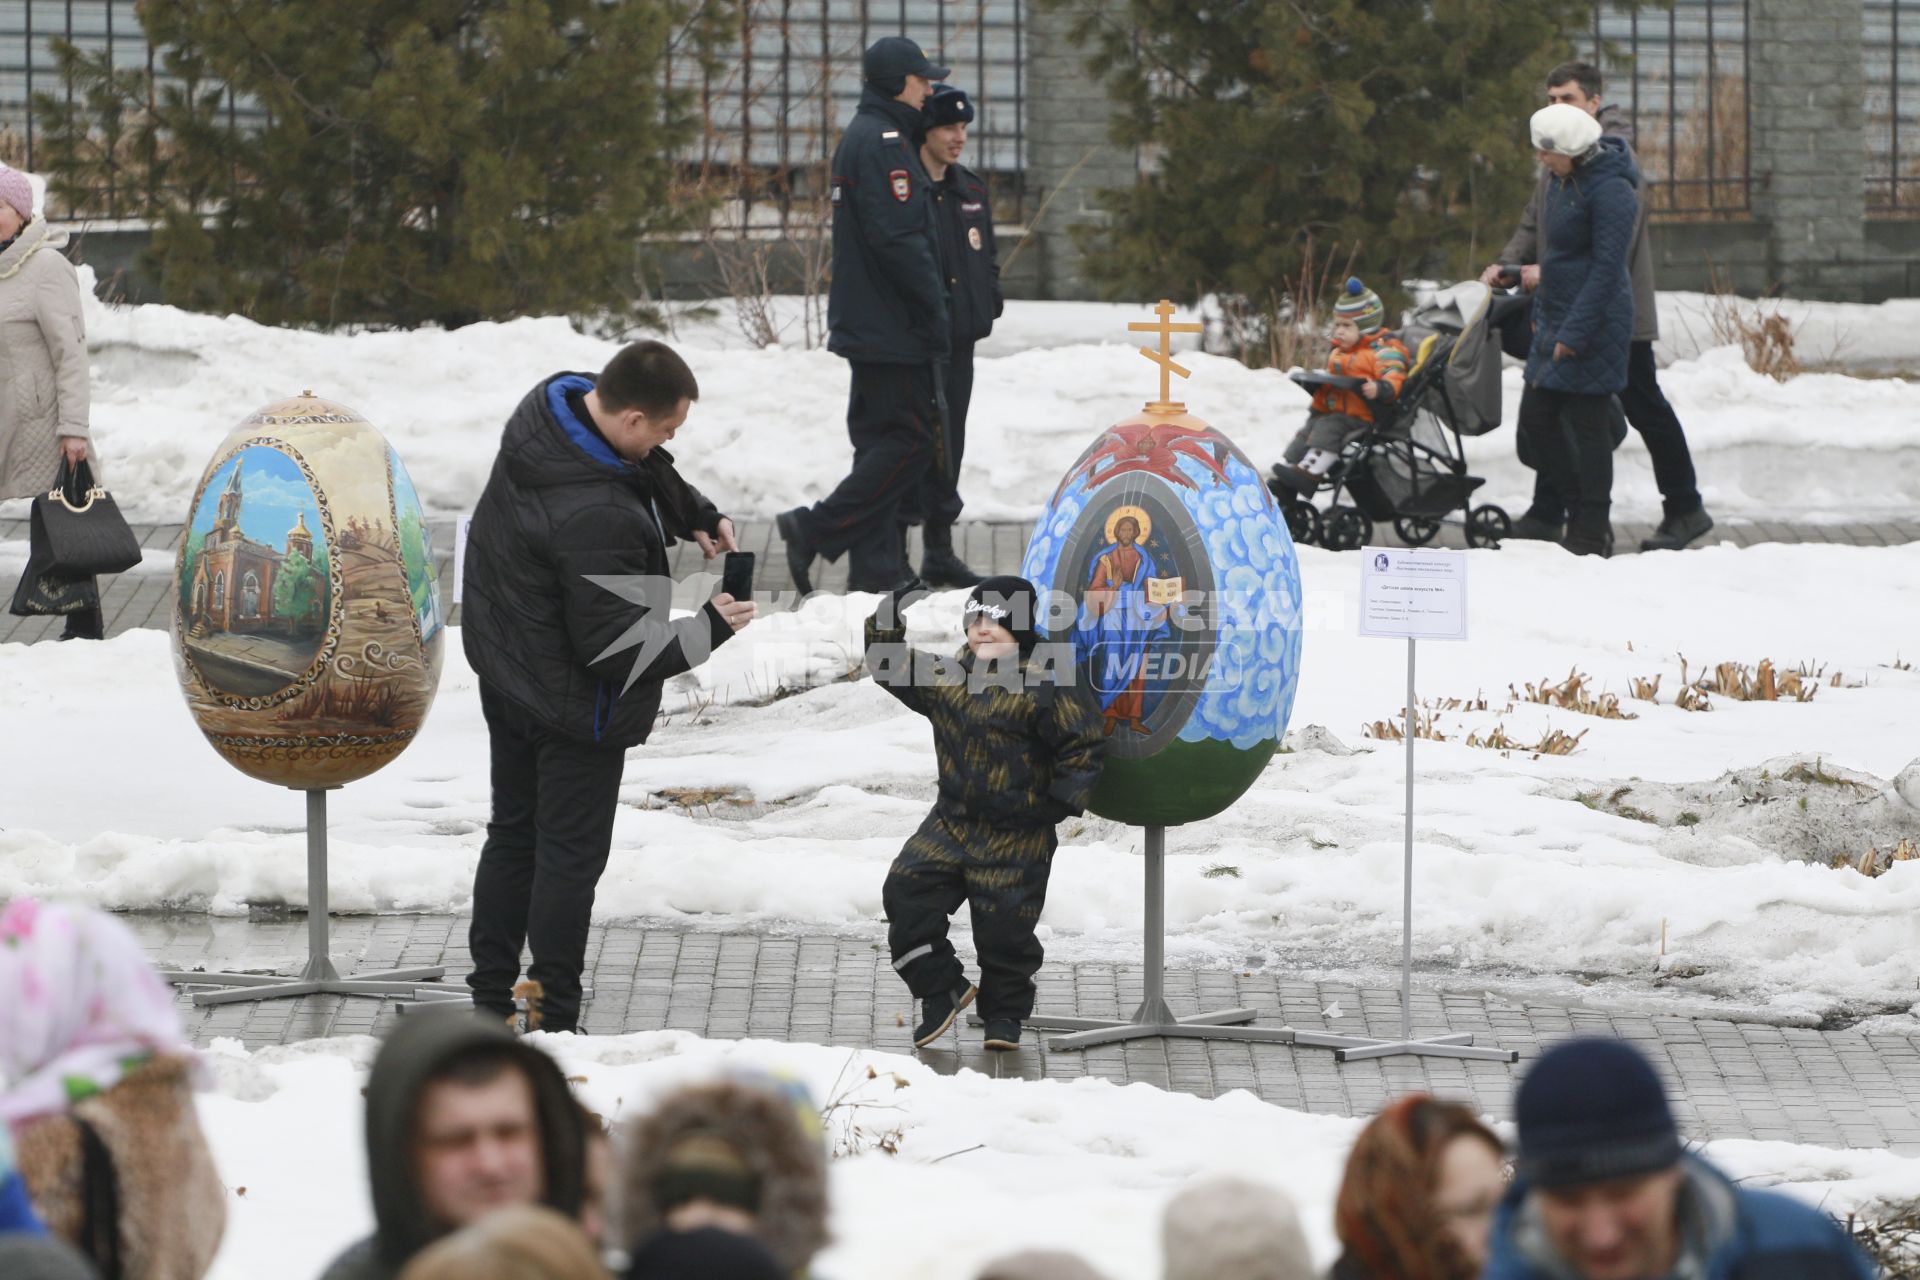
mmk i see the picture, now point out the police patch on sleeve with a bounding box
[968,225,984,250]
[889,169,912,202]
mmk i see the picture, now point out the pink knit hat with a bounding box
[0,166,35,219]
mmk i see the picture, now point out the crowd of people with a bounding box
[0,897,1879,1278]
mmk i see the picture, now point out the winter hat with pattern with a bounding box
[0,166,34,220]
[965,574,1042,654]
[1516,1037,1682,1188]
[1334,277,1385,334]
[1531,102,1604,157]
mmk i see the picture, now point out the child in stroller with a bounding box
[1271,278,1410,494]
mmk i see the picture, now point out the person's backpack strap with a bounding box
[72,1115,124,1280]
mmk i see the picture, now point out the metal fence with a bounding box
[1580,0,1752,217]
[1865,0,1920,211]
[0,0,1028,222]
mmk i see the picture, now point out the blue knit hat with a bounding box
[1334,277,1385,334]
[1516,1038,1682,1188]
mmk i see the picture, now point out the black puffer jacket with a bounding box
[462,373,735,748]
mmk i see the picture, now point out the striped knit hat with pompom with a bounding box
[1333,277,1385,334]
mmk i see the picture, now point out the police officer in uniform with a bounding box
[910,84,1002,589]
[778,36,950,595]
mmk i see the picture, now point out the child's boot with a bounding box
[913,978,978,1049]
[983,1018,1023,1052]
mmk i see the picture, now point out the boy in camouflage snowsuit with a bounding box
[865,575,1108,1051]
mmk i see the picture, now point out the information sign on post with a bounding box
[1339,547,1515,1065]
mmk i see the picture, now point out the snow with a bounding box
[10,284,1920,529]
[5,539,1919,1025]
[189,1029,1920,1279]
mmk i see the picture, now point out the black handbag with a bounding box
[8,458,142,618]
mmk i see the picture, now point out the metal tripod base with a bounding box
[162,789,453,1008]
[1332,1032,1518,1064]
[162,963,452,1007]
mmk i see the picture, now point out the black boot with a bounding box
[920,524,982,588]
[59,605,104,641]
[1507,512,1566,542]
[913,979,978,1049]
[982,1018,1023,1052]
[1640,506,1714,552]
[776,507,815,595]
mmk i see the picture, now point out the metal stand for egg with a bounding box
[161,789,453,1006]
[965,825,1371,1053]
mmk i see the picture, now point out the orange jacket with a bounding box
[1311,331,1410,422]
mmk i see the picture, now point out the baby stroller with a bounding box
[1268,281,1512,552]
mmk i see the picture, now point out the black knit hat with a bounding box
[627,1227,786,1280]
[964,575,1042,654]
[1516,1038,1682,1188]
[922,84,975,129]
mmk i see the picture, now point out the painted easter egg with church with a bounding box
[1023,302,1304,827]
[171,393,444,789]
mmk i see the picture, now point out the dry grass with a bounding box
[1629,674,1661,702]
[1691,264,1802,381]
[1211,238,1360,372]
[1512,669,1637,720]
[1680,655,1821,703]
[1847,1198,1920,1271]
[1833,837,1920,878]
[1637,69,1749,221]
[1464,724,1588,756]
[1362,705,1449,743]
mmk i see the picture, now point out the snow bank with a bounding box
[5,540,1919,1022]
[192,1030,1918,1280]
[14,287,1920,528]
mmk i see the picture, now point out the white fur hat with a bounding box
[1161,1177,1314,1280]
[1530,102,1604,157]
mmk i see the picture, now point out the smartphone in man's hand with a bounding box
[722,550,755,603]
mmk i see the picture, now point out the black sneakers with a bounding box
[1640,507,1714,552]
[913,981,978,1049]
[982,1019,1022,1052]
[776,507,815,594]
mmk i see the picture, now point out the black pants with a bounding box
[468,682,627,1031]
[916,344,973,531]
[1525,341,1702,523]
[801,361,939,591]
[883,808,1055,1023]
[1517,385,1613,544]
[61,592,103,639]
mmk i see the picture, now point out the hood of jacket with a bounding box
[0,216,68,282]
[1575,133,1640,191]
[363,1013,585,1267]
[1597,102,1636,149]
[621,1075,829,1272]
[500,373,633,491]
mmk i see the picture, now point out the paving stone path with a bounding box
[136,913,1920,1154]
[6,515,1920,645]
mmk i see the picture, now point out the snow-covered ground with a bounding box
[195,1029,1920,1279]
[5,540,1918,1026]
[9,282,1920,528]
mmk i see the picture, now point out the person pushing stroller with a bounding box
[865,576,1108,1052]
[1272,278,1410,493]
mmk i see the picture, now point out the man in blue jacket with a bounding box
[779,36,951,595]
[1484,1037,1874,1280]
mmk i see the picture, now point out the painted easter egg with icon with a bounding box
[1022,409,1303,827]
[171,393,444,788]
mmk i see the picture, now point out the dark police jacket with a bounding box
[827,87,950,365]
[461,373,735,749]
[930,161,1003,348]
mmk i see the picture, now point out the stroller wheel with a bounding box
[1393,516,1441,547]
[1465,504,1512,548]
[1283,499,1322,546]
[1323,505,1373,553]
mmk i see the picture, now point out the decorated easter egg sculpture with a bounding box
[172,393,444,788]
[1022,302,1303,827]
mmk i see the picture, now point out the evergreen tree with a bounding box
[1050,0,1638,328]
[34,0,734,329]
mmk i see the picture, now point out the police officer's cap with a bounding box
[922,85,975,128]
[863,36,951,83]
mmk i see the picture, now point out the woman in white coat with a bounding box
[0,166,100,639]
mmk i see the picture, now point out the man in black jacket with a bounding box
[778,36,951,595]
[912,84,1003,588]
[461,341,754,1033]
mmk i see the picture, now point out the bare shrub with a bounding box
[1207,238,1359,372]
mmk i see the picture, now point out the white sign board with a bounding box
[1357,546,1467,641]
[453,516,472,605]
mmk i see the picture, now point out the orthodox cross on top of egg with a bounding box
[1128,299,1205,412]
